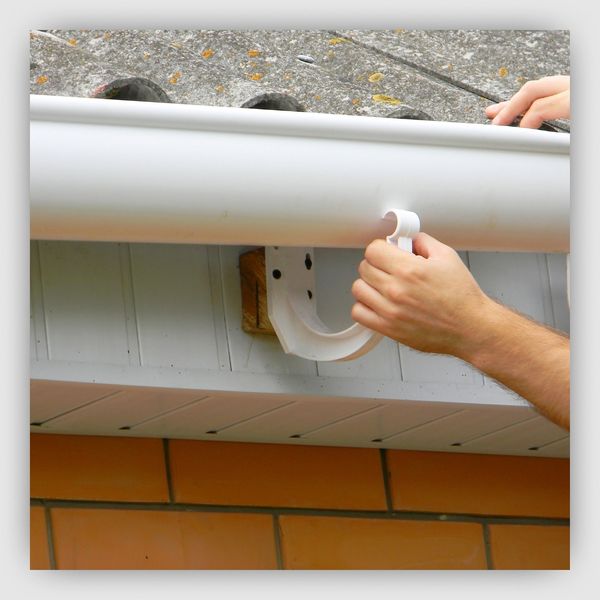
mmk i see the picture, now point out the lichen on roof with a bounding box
[29,29,570,129]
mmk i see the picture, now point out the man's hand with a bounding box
[351,233,492,359]
[351,232,570,430]
[485,75,570,129]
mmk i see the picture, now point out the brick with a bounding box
[169,440,386,510]
[51,507,277,569]
[30,506,51,569]
[30,433,168,502]
[488,524,569,569]
[387,450,569,518]
[279,515,487,569]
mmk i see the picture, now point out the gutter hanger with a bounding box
[29,95,570,362]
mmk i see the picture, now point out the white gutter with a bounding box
[30,94,569,252]
[29,94,570,362]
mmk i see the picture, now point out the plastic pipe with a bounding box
[30,94,569,252]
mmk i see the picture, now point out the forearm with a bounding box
[457,299,570,430]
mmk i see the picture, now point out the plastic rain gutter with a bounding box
[30,94,570,361]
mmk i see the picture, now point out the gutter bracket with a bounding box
[265,209,420,361]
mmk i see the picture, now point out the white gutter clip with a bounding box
[266,210,420,361]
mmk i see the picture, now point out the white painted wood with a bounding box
[117,243,141,366]
[40,387,208,432]
[468,252,554,324]
[31,359,529,408]
[206,246,232,370]
[398,348,483,384]
[30,380,121,424]
[382,406,534,450]
[130,392,292,437]
[129,243,223,370]
[30,241,49,361]
[219,246,318,375]
[459,415,567,454]
[301,401,461,445]
[216,396,380,442]
[546,253,570,333]
[38,241,131,364]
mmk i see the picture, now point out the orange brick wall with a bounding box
[30,433,569,570]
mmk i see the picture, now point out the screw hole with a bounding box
[371,438,383,443]
[289,434,301,438]
[272,269,282,279]
[528,446,540,451]
[30,422,42,427]
[119,426,131,431]
[450,442,462,447]
[206,430,218,435]
[307,290,313,299]
[304,253,313,270]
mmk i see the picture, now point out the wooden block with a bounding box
[239,248,276,335]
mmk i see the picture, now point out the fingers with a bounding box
[350,300,389,335]
[364,239,412,274]
[351,278,398,318]
[358,258,389,290]
[485,101,508,119]
[490,76,570,127]
[362,233,452,276]
[519,90,570,128]
[412,232,453,259]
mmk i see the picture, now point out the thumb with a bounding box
[412,232,452,259]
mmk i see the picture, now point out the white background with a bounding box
[3,1,597,596]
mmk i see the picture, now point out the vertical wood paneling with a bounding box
[468,252,554,325]
[117,243,141,366]
[38,242,130,364]
[30,241,49,361]
[219,246,317,375]
[129,244,222,370]
[206,246,232,370]
[546,253,570,334]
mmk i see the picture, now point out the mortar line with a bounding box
[162,439,175,503]
[482,522,495,570]
[31,499,569,526]
[379,449,394,512]
[272,514,284,570]
[43,503,57,570]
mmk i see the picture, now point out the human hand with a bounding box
[485,75,570,128]
[351,233,494,358]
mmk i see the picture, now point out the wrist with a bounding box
[453,296,513,370]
